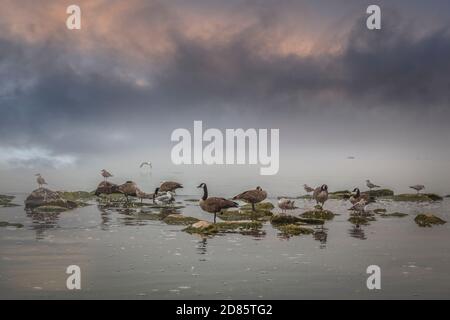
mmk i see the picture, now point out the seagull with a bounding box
[35,174,47,188]
[366,180,380,191]
[140,161,152,169]
[101,169,113,182]
[303,184,315,195]
[152,188,175,205]
[409,184,425,194]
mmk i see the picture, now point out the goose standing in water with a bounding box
[197,183,238,223]
[349,188,369,205]
[303,184,315,195]
[409,184,425,194]
[152,187,175,205]
[35,174,47,188]
[366,180,380,191]
[101,169,113,182]
[160,181,183,193]
[313,184,328,208]
[278,199,296,213]
[232,186,267,212]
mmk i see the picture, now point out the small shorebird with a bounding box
[101,169,113,182]
[152,187,175,205]
[409,184,425,194]
[313,184,329,208]
[197,183,239,224]
[278,199,296,213]
[160,181,183,193]
[139,161,152,169]
[366,180,380,191]
[303,184,315,195]
[35,174,47,188]
[232,186,267,212]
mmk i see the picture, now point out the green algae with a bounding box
[394,193,443,202]
[163,215,200,225]
[414,214,447,227]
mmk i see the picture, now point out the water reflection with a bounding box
[348,224,367,240]
[196,238,208,255]
[314,226,328,248]
[26,211,60,240]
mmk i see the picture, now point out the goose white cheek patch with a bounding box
[171,121,280,175]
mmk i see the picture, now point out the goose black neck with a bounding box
[202,185,208,200]
[356,189,360,197]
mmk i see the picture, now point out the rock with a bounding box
[414,214,447,227]
[32,206,69,214]
[276,224,314,236]
[184,221,218,236]
[220,208,273,221]
[373,208,387,214]
[394,193,443,202]
[241,202,275,211]
[58,191,95,202]
[94,181,121,195]
[301,209,335,220]
[183,220,263,236]
[362,189,394,197]
[270,214,324,226]
[163,215,199,225]
[348,216,372,225]
[192,220,212,229]
[25,188,78,211]
[328,190,351,200]
[380,212,408,218]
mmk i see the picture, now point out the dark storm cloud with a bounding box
[1,3,450,159]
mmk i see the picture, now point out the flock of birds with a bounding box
[35,170,427,224]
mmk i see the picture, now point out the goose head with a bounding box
[321,184,328,191]
[256,186,262,191]
[197,183,206,189]
[352,188,360,193]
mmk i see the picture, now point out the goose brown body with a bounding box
[198,183,238,223]
[160,181,183,192]
[232,186,267,211]
[349,188,369,205]
[313,184,328,207]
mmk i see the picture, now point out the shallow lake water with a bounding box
[1,193,449,299]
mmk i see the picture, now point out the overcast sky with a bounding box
[1,0,450,195]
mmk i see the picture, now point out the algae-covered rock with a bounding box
[414,214,447,227]
[184,199,200,202]
[25,188,79,213]
[0,221,24,228]
[276,224,314,236]
[328,190,351,200]
[32,205,70,214]
[241,202,275,211]
[373,208,387,214]
[0,195,20,207]
[301,209,335,220]
[270,214,324,226]
[59,191,95,202]
[163,214,199,225]
[183,220,263,236]
[363,189,394,197]
[380,212,408,218]
[220,208,273,221]
[184,221,218,236]
[394,193,443,202]
[216,221,263,232]
[348,216,372,225]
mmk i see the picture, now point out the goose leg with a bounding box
[252,203,255,212]
[214,212,217,224]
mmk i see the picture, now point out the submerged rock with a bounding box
[25,188,79,212]
[183,220,263,236]
[373,208,387,214]
[276,224,314,236]
[241,202,275,211]
[414,214,447,227]
[394,193,443,202]
[0,194,20,207]
[380,212,408,218]
[0,221,24,228]
[163,214,200,225]
[270,214,324,226]
[220,208,273,221]
[348,216,372,225]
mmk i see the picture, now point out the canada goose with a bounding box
[35,174,47,188]
[152,187,175,205]
[366,180,380,190]
[160,181,183,193]
[409,184,425,194]
[101,169,113,182]
[232,186,267,211]
[313,184,328,208]
[349,188,369,205]
[197,183,238,223]
[118,181,139,202]
[140,161,152,168]
[278,199,296,213]
[303,184,315,194]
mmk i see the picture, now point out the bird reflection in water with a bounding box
[196,238,208,255]
[314,226,328,249]
[348,224,367,240]
[27,211,60,240]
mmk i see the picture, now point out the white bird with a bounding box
[152,187,175,205]
[366,180,380,190]
[35,174,47,188]
[409,184,425,194]
[140,161,152,169]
